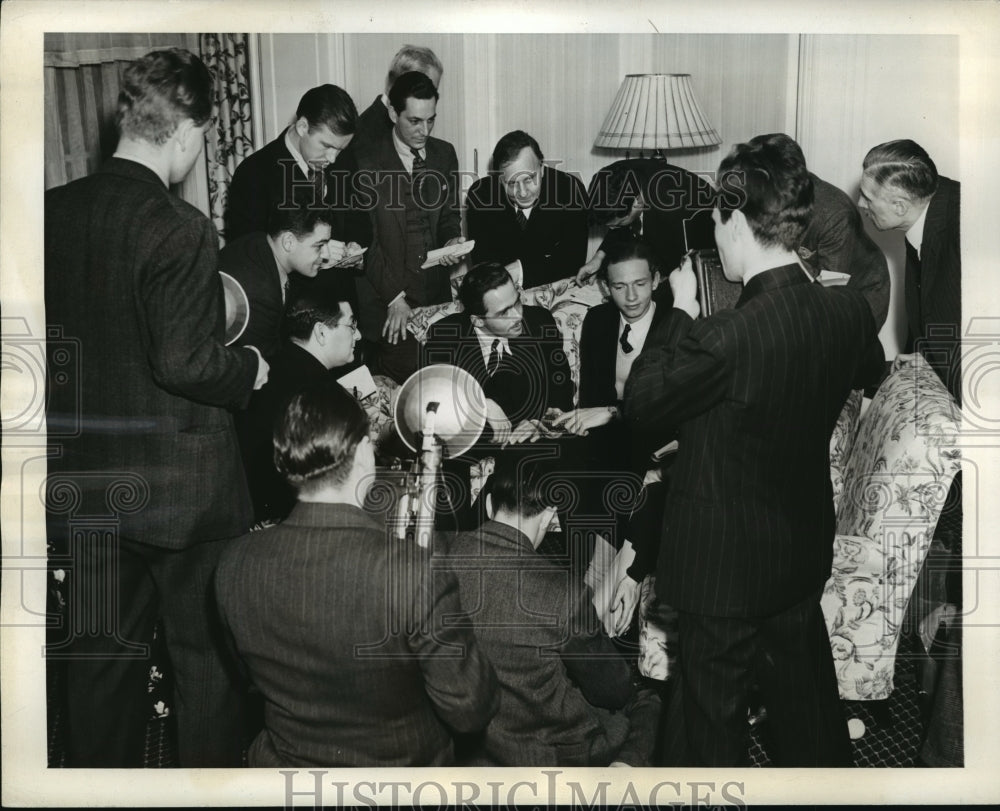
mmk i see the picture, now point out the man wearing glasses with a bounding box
[466,130,589,288]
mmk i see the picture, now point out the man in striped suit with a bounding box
[624,139,884,766]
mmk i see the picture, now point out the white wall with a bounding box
[252,32,961,352]
[796,35,960,356]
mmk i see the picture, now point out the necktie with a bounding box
[620,324,634,354]
[488,338,502,376]
[410,147,425,199]
[515,207,528,230]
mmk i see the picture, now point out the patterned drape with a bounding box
[200,34,255,244]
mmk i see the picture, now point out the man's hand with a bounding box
[247,346,269,390]
[892,352,919,372]
[438,236,467,266]
[484,397,512,445]
[551,406,614,436]
[320,239,348,268]
[382,298,412,345]
[506,419,543,445]
[607,575,641,637]
[669,254,700,319]
[575,250,605,286]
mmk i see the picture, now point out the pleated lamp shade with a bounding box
[594,74,721,150]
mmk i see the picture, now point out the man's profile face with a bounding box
[326,302,360,368]
[286,222,333,277]
[857,173,906,231]
[391,96,437,151]
[500,147,542,210]
[476,280,524,339]
[295,120,353,169]
[606,258,659,323]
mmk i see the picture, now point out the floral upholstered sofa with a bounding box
[820,354,962,701]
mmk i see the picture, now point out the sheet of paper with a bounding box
[337,364,378,400]
[420,239,475,269]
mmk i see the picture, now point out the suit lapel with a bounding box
[377,137,408,244]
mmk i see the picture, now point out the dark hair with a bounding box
[388,71,439,115]
[716,139,814,250]
[491,130,544,172]
[385,45,443,92]
[748,132,807,172]
[295,84,358,136]
[488,453,557,518]
[266,192,334,239]
[597,237,660,282]
[458,262,514,316]
[587,163,646,226]
[273,381,369,491]
[862,139,938,200]
[284,297,346,342]
[116,48,213,144]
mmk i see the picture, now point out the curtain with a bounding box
[44,33,198,190]
[200,34,255,244]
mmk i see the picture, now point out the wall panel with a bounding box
[797,34,960,354]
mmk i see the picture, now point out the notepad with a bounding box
[337,364,378,401]
[420,239,475,269]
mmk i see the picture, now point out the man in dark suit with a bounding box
[444,453,659,766]
[860,139,961,402]
[44,49,268,767]
[342,71,466,382]
[860,139,962,767]
[554,238,673,631]
[221,202,336,360]
[577,158,715,284]
[224,83,358,246]
[466,130,589,287]
[750,133,891,327]
[422,263,574,446]
[625,138,884,766]
[353,44,442,146]
[216,382,498,766]
[237,297,362,524]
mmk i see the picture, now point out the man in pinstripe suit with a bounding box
[624,139,884,766]
[216,382,498,766]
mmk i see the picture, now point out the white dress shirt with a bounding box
[614,302,656,400]
[905,199,931,259]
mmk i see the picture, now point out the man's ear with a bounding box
[650,270,662,290]
[729,208,750,240]
[172,118,195,150]
[312,320,327,345]
[469,313,485,330]
[387,104,399,125]
[484,493,494,520]
[279,231,295,253]
[294,116,310,138]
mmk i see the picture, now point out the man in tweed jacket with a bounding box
[45,49,268,767]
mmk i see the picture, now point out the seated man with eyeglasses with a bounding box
[466,130,589,288]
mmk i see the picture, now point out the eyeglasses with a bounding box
[331,320,359,332]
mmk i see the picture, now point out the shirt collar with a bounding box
[473,324,510,363]
[110,153,165,185]
[905,198,931,258]
[392,128,423,169]
[284,127,311,178]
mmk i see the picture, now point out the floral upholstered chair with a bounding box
[634,387,866,682]
[820,355,961,701]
